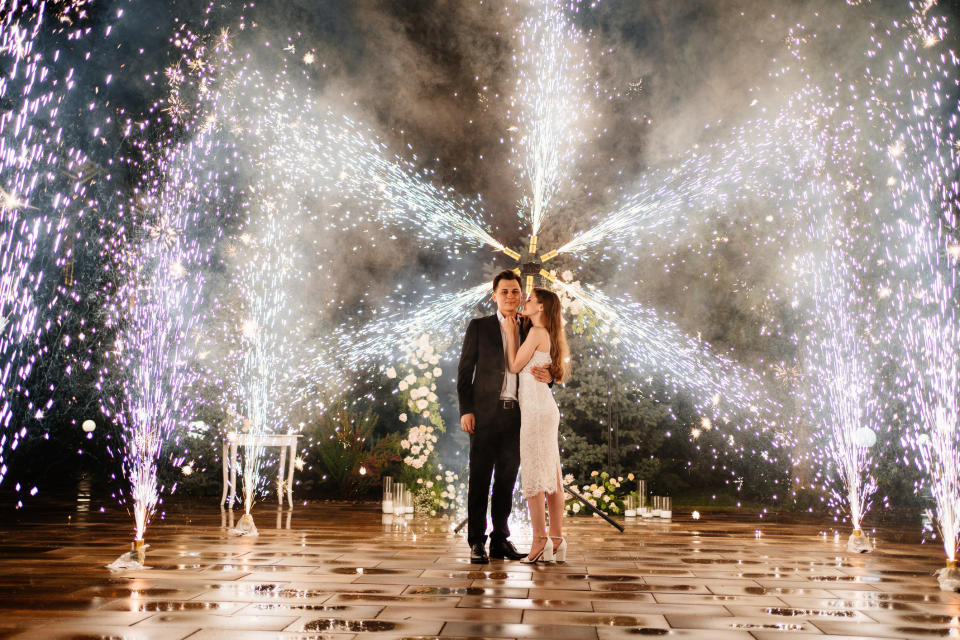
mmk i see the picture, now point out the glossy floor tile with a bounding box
[0,501,957,639]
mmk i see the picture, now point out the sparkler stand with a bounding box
[453,482,624,534]
[937,560,960,592]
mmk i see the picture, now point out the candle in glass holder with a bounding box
[624,494,637,518]
[382,476,394,514]
[662,496,672,519]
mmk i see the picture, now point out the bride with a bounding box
[503,287,570,563]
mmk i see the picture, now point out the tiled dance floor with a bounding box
[0,501,957,639]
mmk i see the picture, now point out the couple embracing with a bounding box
[457,269,570,564]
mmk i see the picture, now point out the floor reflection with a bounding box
[0,501,957,640]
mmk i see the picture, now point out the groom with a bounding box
[458,269,553,563]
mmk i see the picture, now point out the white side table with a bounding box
[221,432,299,509]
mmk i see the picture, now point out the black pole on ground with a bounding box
[453,483,624,534]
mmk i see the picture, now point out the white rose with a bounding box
[410,387,421,399]
[426,481,434,488]
[401,440,410,448]
[432,367,442,377]
[424,372,432,380]
[404,374,416,385]
[385,367,397,378]
[561,270,573,282]
[399,381,409,391]
[416,399,428,410]
[572,502,581,513]
[417,362,428,370]
[422,410,430,418]
[417,385,429,396]
[411,445,421,455]
[427,392,438,402]
[399,413,407,423]
[429,356,439,365]
[569,300,583,316]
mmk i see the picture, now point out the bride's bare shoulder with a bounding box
[531,326,550,346]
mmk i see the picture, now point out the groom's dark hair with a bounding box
[492,269,522,291]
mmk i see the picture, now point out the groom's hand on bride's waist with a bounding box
[530,366,553,384]
[461,413,475,434]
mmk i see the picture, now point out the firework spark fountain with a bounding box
[551,279,776,438]
[230,206,301,533]
[871,1,960,589]
[0,1,98,491]
[99,25,236,557]
[510,0,595,236]
[801,228,882,553]
[101,137,223,552]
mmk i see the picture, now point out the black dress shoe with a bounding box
[489,539,525,560]
[470,543,489,564]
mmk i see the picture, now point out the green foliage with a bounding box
[555,345,672,480]
[307,407,399,497]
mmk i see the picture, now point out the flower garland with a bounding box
[385,334,451,498]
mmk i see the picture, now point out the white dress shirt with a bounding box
[496,310,519,401]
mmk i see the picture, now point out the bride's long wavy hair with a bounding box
[532,287,569,383]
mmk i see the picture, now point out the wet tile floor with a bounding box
[0,502,958,639]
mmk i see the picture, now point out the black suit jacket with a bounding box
[458,314,514,427]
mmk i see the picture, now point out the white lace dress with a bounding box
[518,350,562,498]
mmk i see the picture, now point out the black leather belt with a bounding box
[499,399,517,410]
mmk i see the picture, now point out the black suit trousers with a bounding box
[467,403,521,546]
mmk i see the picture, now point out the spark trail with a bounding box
[510,0,596,236]
[101,132,225,542]
[99,24,237,542]
[234,209,297,525]
[552,279,778,439]
[871,2,960,584]
[0,1,99,488]
[801,228,882,552]
[298,282,491,406]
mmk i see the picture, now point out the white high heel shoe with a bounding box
[521,536,554,563]
[551,537,567,563]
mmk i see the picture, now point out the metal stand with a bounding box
[454,483,624,534]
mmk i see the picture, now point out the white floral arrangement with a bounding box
[414,468,467,516]
[385,333,447,475]
[401,424,437,469]
[565,471,635,516]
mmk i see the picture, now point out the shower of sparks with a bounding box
[5,0,960,537]
[554,123,803,259]
[869,4,960,564]
[99,136,223,540]
[800,230,881,533]
[0,1,100,487]
[299,283,491,405]
[552,279,778,441]
[98,22,235,539]
[235,210,300,514]
[274,105,504,253]
[509,0,596,236]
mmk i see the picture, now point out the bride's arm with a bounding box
[505,326,544,373]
